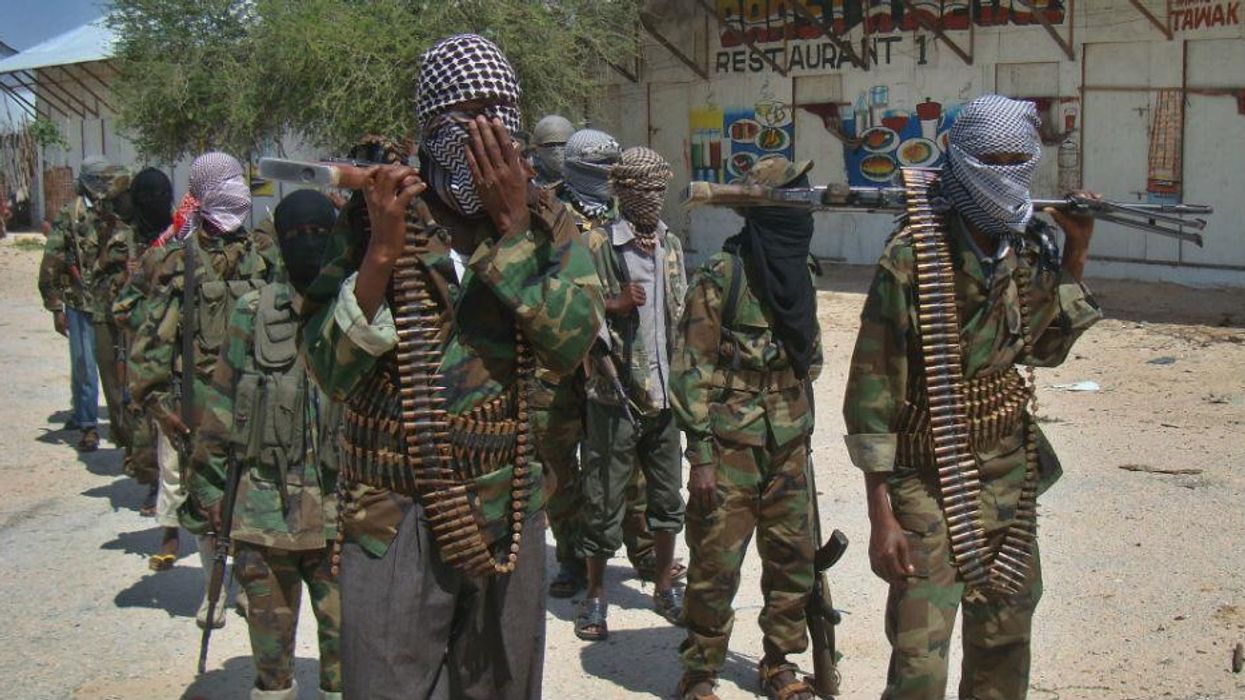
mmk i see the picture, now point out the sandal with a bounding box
[758,660,815,700]
[677,674,720,700]
[574,597,608,641]
[148,553,176,571]
[548,561,586,599]
[635,554,688,583]
[77,428,100,453]
[653,587,684,626]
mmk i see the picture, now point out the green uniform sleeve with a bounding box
[1024,269,1102,367]
[302,272,398,401]
[38,210,70,312]
[842,240,915,474]
[469,227,605,376]
[128,247,181,422]
[189,295,256,508]
[670,260,726,468]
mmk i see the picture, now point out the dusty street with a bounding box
[0,235,1242,700]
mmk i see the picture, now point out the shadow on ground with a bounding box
[178,655,327,700]
[82,475,149,513]
[101,525,198,560]
[114,566,207,619]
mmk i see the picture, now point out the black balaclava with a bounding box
[274,190,337,294]
[129,168,174,244]
[724,172,819,379]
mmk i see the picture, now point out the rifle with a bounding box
[197,444,243,674]
[591,342,640,431]
[257,157,386,190]
[803,380,848,698]
[178,238,199,474]
[682,178,1212,247]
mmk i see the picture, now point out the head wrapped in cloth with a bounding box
[129,167,173,243]
[77,156,130,202]
[563,129,620,219]
[610,146,673,248]
[531,115,575,183]
[181,152,252,237]
[941,94,1042,239]
[274,189,337,294]
[416,33,522,218]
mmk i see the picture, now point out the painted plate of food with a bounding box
[860,154,898,183]
[937,131,950,153]
[896,137,940,167]
[727,151,758,178]
[859,126,899,153]
[755,126,790,151]
[729,118,761,143]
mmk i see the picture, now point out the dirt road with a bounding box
[0,236,1242,699]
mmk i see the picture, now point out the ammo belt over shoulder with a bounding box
[337,205,533,578]
[896,368,1032,467]
[901,168,1040,597]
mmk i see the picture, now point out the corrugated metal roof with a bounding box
[0,19,114,75]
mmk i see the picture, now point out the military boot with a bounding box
[250,680,297,700]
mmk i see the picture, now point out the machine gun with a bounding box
[257,157,390,190]
[682,178,1211,247]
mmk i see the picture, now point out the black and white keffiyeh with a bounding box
[416,34,522,218]
[181,152,251,238]
[940,94,1042,239]
[563,128,620,219]
[610,146,673,249]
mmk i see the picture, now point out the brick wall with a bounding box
[42,166,74,225]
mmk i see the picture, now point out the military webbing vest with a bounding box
[185,234,268,378]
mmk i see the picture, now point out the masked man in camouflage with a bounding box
[673,155,823,700]
[192,190,342,700]
[299,34,603,699]
[38,157,131,452]
[843,95,1102,700]
[128,152,280,613]
[576,146,687,641]
[114,168,175,513]
[529,114,575,188]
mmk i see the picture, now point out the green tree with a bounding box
[107,0,641,161]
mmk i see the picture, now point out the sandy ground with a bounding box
[0,234,1243,700]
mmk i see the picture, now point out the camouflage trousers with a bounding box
[680,437,815,674]
[883,467,1043,700]
[533,377,653,566]
[233,541,342,693]
[92,320,130,449]
[123,410,159,485]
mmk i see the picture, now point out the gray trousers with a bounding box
[340,503,546,700]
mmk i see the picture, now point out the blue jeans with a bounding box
[66,306,99,429]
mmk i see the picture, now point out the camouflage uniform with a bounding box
[128,226,281,533]
[92,218,142,449]
[843,214,1102,700]
[113,245,164,484]
[537,197,654,573]
[301,190,603,699]
[579,219,687,561]
[192,282,341,696]
[672,249,823,676]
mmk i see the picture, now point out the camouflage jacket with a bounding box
[584,219,687,415]
[842,213,1102,475]
[670,250,823,468]
[92,223,144,326]
[301,191,604,558]
[191,282,338,550]
[38,196,127,317]
[128,227,281,427]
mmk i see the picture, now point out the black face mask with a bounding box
[274,189,338,294]
[129,168,174,242]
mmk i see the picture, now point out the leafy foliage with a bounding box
[28,117,69,152]
[107,0,641,161]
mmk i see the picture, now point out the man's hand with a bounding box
[466,116,531,239]
[203,500,223,533]
[158,412,191,441]
[868,513,915,585]
[53,310,68,337]
[363,165,425,262]
[605,283,647,317]
[688,463,717,512]
[1047,190,1098,281]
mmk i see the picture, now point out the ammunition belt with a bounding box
[895,369,1032,467]
[335,203,533,579]
[902,168,1040,596]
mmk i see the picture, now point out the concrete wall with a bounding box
[591,0,1245,286]
[30,59,319,229]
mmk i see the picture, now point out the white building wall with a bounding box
[594,1,1245,286]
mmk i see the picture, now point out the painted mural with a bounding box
[839,89,962,187]
[714,0,1067,45]
[689,99,796,184]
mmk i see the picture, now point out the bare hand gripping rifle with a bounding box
[683,179,1211,247]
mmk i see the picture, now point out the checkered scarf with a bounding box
[940,95,1042,239]
[416,34,521,218]
[610,146,673,249]
[563,129,620,219]
[179,152,251,238]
